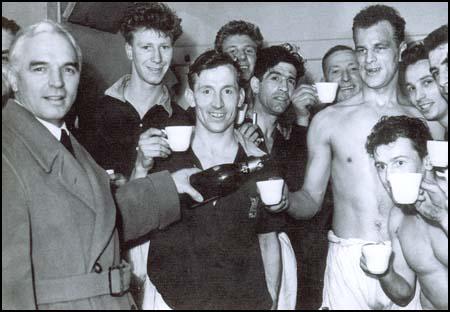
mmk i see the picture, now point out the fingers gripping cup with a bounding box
[388,173,423,205]
[362,243,392,274]
[314,82,339,103]
[427,140,448,168]
[256,178,284,205]
[164,126,193,152]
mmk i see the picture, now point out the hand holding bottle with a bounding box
[171,168,204,203]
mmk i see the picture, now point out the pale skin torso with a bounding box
[301,92,441,240]
[394,209,448,309]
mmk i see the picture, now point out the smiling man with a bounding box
[147,50,287,310]
[89,2,193,179]
[2,20,202,310]
[402,42,448,135]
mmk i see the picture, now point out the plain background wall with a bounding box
[2,2,448,96]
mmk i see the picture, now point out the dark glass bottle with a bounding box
[189,156,268,205]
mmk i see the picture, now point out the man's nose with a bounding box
[212,94,224,109]
[49,69,64,88]
[152,49,162,63]
[342,69,350,82]
[415,87,426,103]
[365,49,377,64]
[236,50,247,61]
[278,78,289,92]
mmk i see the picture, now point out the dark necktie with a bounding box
[60,129,76,158]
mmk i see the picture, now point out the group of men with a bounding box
[2,2,448,310]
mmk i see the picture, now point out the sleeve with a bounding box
[256,202,287,234]
[115,170,181,242]
[2,156,36,309]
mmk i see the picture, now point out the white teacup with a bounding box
[427,140,448,168]
[256,178,284,205]
[314,82,339,103]
[388,172,423,204]
[164,126,193,152]
[362,243,392,274]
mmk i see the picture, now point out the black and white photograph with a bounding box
[2,2,448,310]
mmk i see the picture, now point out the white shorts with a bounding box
[321,231,422,310]
[321,231,394,310]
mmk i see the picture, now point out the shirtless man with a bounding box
[402,42,448,134]
[363,115,448,310]
[284,5,443,309]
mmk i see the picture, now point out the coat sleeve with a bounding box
[2,155,36,309]
[115,170,181,242]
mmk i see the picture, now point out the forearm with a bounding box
[379,268,415,307]
[115,170,181,241]
[258,232,282,307]
[287,189,321,219]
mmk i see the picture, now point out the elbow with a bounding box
[287,202,320,220]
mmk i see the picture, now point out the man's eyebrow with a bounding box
[29,61,79,70]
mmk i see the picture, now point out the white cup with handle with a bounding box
[314,82,339,103]
[164,126,193,152]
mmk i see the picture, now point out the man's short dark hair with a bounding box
[353,5,406,46]
[2,16,20,34]
[400,41,428,75]
[366,115,432,159]
[424,24,448,54]
[253,45,305,83]
[322,45,354,74]
[188,50,242,90]
[120,2,182,44]
[214,20,264,53]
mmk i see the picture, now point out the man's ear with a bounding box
[424,155,433,171]
[184,88,196,108]
[250,76,260,94]
[398,41,407,62]
[237,88,245,108]
[125,43,133,61]
[2,65,18,93]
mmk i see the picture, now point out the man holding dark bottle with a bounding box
[146,50,287,310]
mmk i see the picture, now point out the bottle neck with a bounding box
[240,156,267,173]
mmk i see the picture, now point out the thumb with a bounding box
[184,184,204,203]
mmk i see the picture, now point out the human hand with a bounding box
[416,171,448,224]
[238,122,264,146]
[291,84,319,117]
[135,128,171,172]
[264,183,290,213]
[171,168,204,203]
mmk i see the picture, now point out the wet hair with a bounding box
[9,20,82,71]
[187,50,242,90]
[353,5,406,46]
[214,20,264,53]
[322,45,354,75]
[120,2,182,44]
[2,16,20,34]
[366,115,432,159]
[253,45,305,83]
[424,24,448,54]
